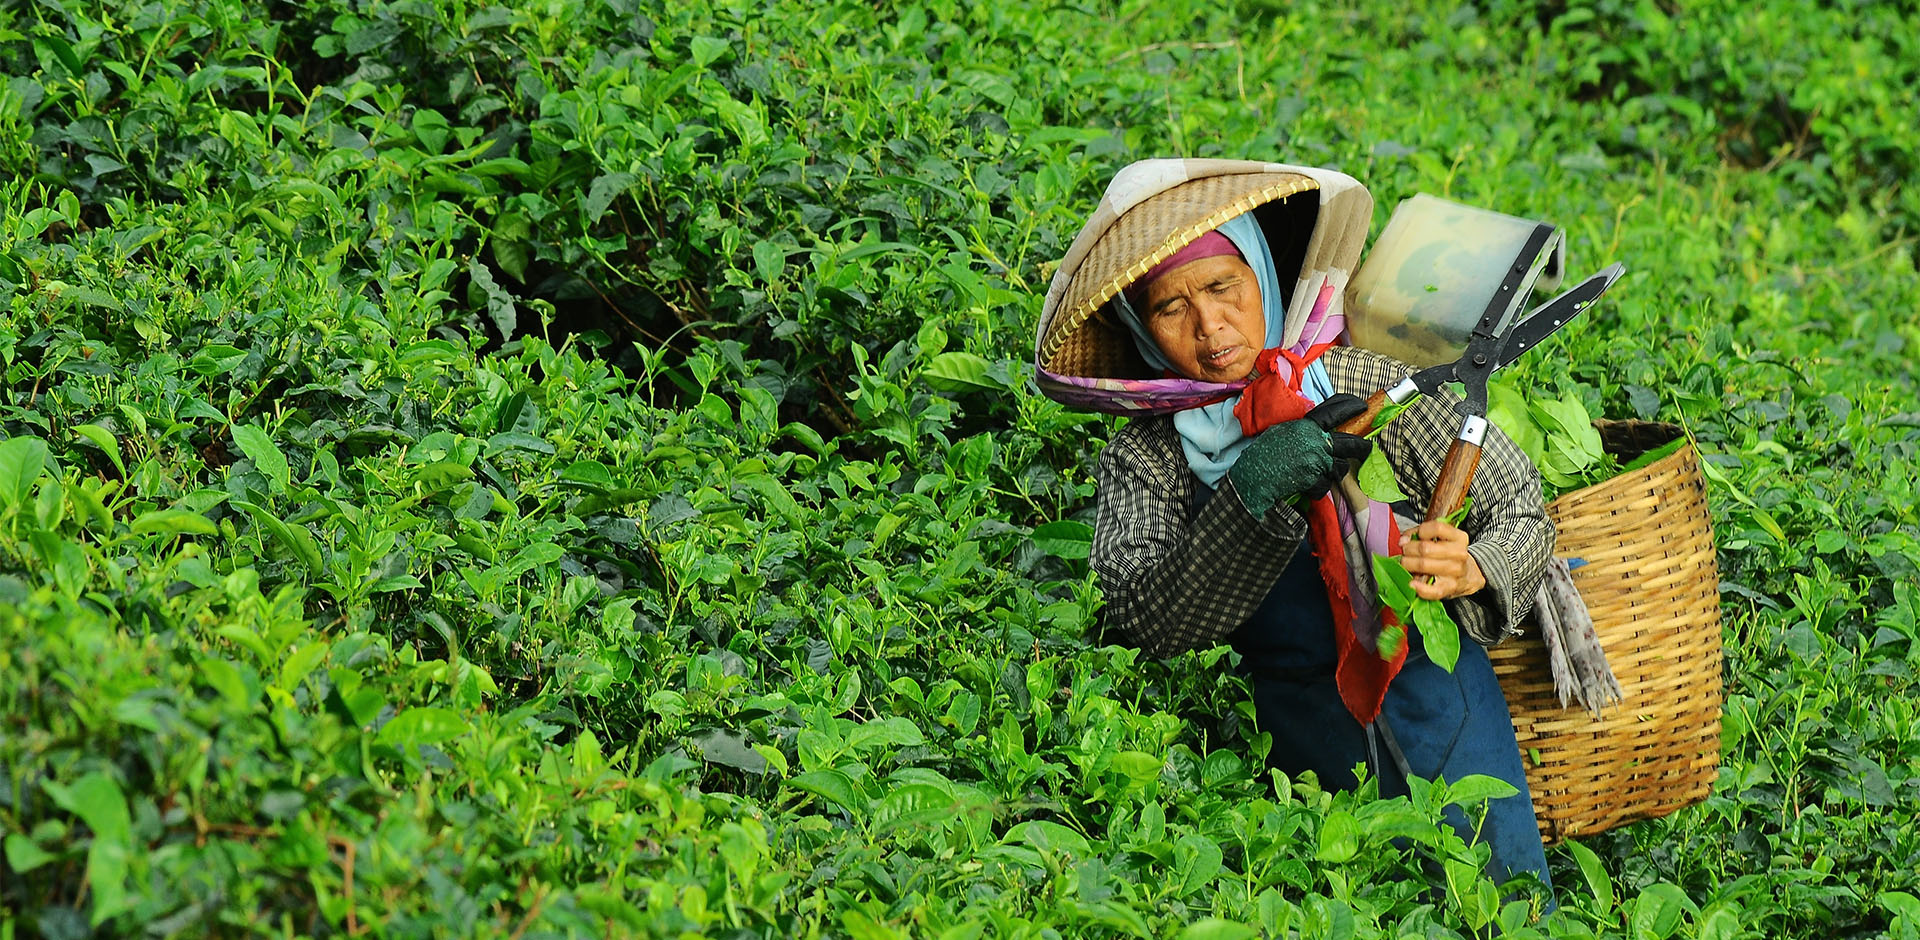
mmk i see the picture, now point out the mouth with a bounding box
[1204,345,1244,366]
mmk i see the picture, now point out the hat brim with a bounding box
[1036,172,1319,380]
[1032,160,1374,415]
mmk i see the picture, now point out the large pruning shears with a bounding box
[1338,241,1627,524]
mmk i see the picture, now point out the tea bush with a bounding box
[3,0,1918,937]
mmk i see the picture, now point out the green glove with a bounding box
[1228,394,1373,518]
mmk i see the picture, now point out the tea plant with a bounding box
[3,0,1917,937]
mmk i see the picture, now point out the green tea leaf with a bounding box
[1315,809,1360,863]
[505,541,565,577]
[923,351,1006,392]
[1357,802,1441,845]
[753,240,787,283]
[1627,882,1694,940]
[561,459,614,488]
[1004,820,1091,859]
[1565,838,1614,913]
[1180,919,1257,940]
[1443,773,1519,806]
[377,707,467,748]
[781,421,831,457]
[1172,832,1224,896]
[468,258,517,337]
[3,833,55,873]
[36,35,83,76]
[1410,597,1460,672]
[1485,378,1546,467]
[1356,447,1406,502]
[1621,436,1687,473]
[398,340,462,367]
[230,424,290,493]
[692,730,767,773]
[847,716,925,751]
[1376,621,1406,661]
[1372,553,1416,610]
[0,436,49,508]
[788,769,864,814]
[581,172,636,222]
[1367,398,1416,438]
[1109,750,1163,781]
[71,424,125,476]
[233,500,325,575]
[130,509,217,536]
[189,344,248,375]
[1031,520,1094,559]
[491,212,531,282]
[1881,892,1920,932]
[278,642,331,693]
[410,107,450,153]
[43,771,133,924]
[689,36,730,67]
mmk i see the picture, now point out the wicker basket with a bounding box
[1490,420,1724,844]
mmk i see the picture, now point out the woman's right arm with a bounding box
[1090,422,1313,658]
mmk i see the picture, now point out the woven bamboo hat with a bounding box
[1033,159,1373,414]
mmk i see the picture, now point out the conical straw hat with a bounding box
[1034,159,1372,414]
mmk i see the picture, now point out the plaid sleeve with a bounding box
[1323,347,1554,646]
[1090,417,1310,658]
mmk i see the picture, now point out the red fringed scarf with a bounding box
[1232,346,1408,725]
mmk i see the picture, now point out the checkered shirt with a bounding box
[1091,345,1552,658]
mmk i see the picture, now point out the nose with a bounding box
[1191,295,1233,337]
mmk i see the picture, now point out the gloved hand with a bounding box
[1228,393,1374,518]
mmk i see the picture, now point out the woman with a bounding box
[1033,160,1554,896]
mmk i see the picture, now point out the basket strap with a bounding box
[1368,718,1415,781]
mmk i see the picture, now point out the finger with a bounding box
[1399,533,1468,559]
[1402,523,1468,551]
[1327,432,1372,461]
[1415,520,1468,543]
[1402,538,1470,563]
[1401,537,1471,568]
[1412,576,1459,600]
[1400,553,1468,581]
[1305,394,1367,431]
[1307,460,1348,500]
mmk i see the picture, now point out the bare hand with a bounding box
[1399,520,1486,600]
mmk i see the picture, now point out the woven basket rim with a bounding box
[1548,419,1693,512]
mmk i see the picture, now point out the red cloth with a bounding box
[1233,344,1407,725]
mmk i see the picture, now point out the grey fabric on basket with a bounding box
[1534,556,1623,717]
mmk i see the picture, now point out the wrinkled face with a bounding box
[1141,255,1265,383]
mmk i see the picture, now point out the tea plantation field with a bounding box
[3,0,1918,937]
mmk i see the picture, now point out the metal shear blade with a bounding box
[1403,262,1626,417]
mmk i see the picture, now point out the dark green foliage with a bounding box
[3,0,1918,937]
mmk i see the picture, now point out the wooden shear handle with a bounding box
[1331,389,1480,524]
[1332,390,1389,436]
[1424,437,1481,523]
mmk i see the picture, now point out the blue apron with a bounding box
[1227,538,1554,895]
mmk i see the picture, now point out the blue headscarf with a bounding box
[1109,212,1336,487]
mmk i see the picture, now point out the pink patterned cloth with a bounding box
[1032,369,1247,415]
